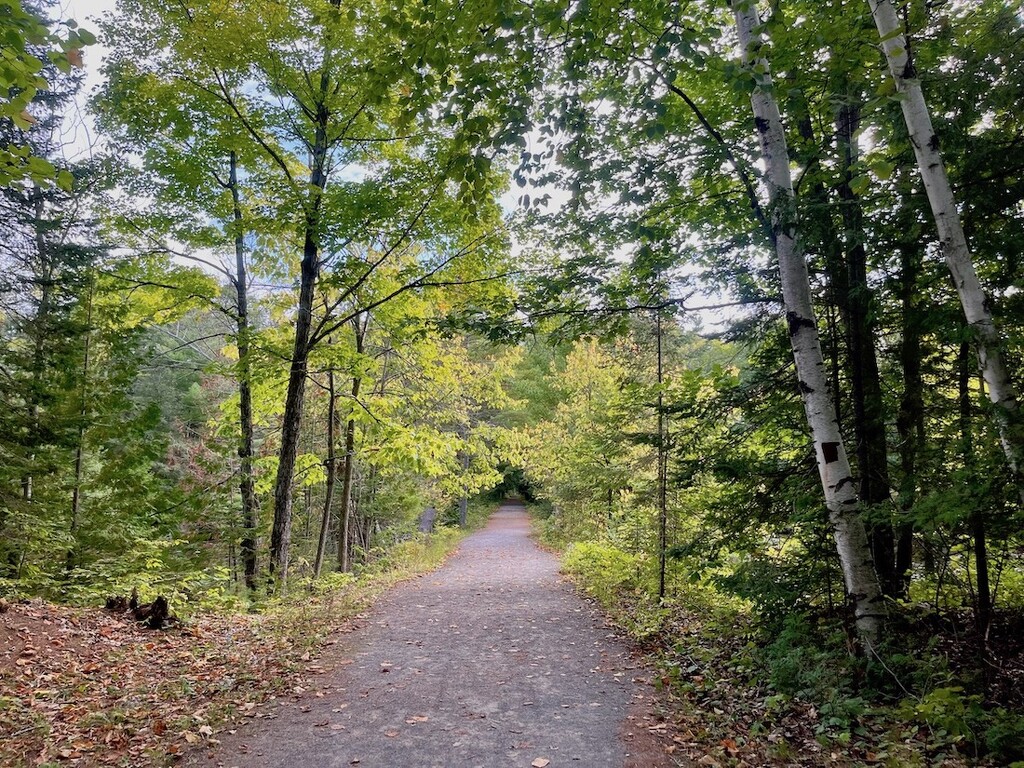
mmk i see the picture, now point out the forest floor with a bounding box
[1,505,673,768]
[3,504,1003,767]
[0,580,382,767]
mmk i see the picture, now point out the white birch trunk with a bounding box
[733,1,884,642]
[867,0,1023,488]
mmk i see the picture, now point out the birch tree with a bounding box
[731,0,883,642]
[867,0,1024,497]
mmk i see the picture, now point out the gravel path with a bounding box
[189,502,668,768]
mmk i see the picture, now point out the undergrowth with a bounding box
[555,535,1024,767]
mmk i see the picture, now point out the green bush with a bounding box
[764,614,868,735]
[561,541,643,606]
[985,709,1024,763]
[898,686,986,753]
[307,571,357,596]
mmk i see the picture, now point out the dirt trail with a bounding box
[188,502,669,768]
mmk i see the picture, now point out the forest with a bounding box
[2,0,1024,765]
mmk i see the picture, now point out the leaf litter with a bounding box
[0,596,366,767]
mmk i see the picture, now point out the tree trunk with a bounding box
[733,2,883,644]
[656,308,668,601]
[269,180,324,585]
[67,278,94,572]
[314,369,339,578]
[23,185,51,508]
[835,101,898,597]
[267,0,345,582]
[868,0,1024,498]
[230,151,260,592]
[458,449,470,528]
[959,341,991,636]
[338,313,366,572]
[793,107,846,428]
[895,236,924,591]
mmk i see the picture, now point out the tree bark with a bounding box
[269,144,326,585]
[337,313,366,572]
[656,307,668,601]
[733,1,884,644]
[23,185,51,509]
[230,151,260,592]
[835,101,898,597]
[792,107,846,427]
[959,341,991,636]
[67,278,94,572]
[895,235,924,590]
[868,0,1024,498]
[314,369,339,578]
[458,449,470,528]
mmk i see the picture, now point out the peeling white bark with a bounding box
[868,0,1023,489]
[733,1,884,642]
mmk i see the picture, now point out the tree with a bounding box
[731,0,883,643]
[99,0,515,586]
[1,13,96,573]
[1,0,94,187]
[867,0,1024,499]
[95,39,283,591]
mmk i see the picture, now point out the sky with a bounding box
[57,0,116,163]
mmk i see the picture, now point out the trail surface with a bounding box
[189,502,667,768]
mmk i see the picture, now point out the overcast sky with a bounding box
[57,0,115,163]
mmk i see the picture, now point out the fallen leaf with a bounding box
[532,759,550,768]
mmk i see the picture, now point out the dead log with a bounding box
[132,595,171,629]
[104,595,129,612]
[104,589,175,629]
[105,587,139,613]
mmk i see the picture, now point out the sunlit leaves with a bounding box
[1,0,94,186]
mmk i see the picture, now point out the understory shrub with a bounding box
[561,541,644,606]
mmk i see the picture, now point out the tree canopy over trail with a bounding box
[2,0,1024,764]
